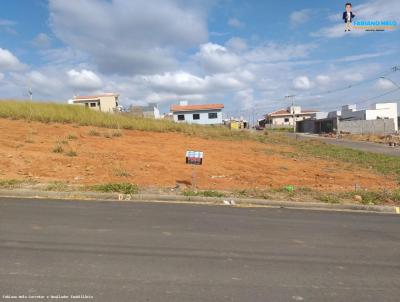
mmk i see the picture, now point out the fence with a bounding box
[338,119,395,135]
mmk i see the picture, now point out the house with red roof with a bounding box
[170,101,224,125]
[264,106,319,127]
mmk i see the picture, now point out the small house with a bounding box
[170,101,224,125]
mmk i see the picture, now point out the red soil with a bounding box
[0,119,396,191]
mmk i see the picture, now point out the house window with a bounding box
[177,114,185,121]
[90,102,97,107]
[193,113,200,120]
[284,118,290,123]
[208,112,218,119]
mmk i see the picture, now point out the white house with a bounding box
[69,93,120,113]
[265,106,319,126]
[170,101,224,125]
[341,103,398,131]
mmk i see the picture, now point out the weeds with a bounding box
[114,168,130,177]
[65,150,77,157]
[52,144,64,153]
[89,183,139,194]
[88,129,101,136]
[46,181,69,191]
[67,134,77,140]
[183,190,225,198]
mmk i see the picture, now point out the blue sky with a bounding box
[0,0,399,117]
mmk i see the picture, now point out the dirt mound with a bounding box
[0,119,396,191]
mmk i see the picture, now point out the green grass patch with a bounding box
[89,183,139,195]
[183,190,225,198]
[45,181,69,191]
[0,179,36,189]
[295,140,400,178]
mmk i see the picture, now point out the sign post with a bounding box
[185,151,203,189]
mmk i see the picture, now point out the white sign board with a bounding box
[186,151,203,165]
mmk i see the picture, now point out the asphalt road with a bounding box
[1,198,399,302]
[291,133,400,157]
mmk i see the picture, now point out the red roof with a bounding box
[170,104,224,112]
[267,108,318,117]
[74,93,119,100]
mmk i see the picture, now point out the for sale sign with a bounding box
[186,151,203,165]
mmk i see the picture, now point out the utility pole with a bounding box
[285,95,296,133]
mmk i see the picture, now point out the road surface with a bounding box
[0,198,399,302]
[291,133,400,157]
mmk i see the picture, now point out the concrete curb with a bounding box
[0,189,399,215]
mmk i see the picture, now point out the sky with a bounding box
[0,0,399,118]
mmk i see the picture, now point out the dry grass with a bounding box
[0,100,251,141]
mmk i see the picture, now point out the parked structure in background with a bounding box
[170,101,224,125]
[297,102,398,135]
[223,118,249,130]
[68,93,120,113]
[128,103,160,119]
[262,106,319,129]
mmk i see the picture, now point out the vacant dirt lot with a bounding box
[0,119,396,191]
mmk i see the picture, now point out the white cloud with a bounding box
[32,33,52,48]
[225,37,248,52]
[344,73,364,82]
[244,42,315,63]
[67,69,103,90]
[49,0,208,75]
[0,48,26,71]
[293,76,312,90]
[289,9,312,27]
[315,75,331,85]
[375,78,396,90]
[228,18,245,29]
[0,73,4,81]
[195,43,242,73]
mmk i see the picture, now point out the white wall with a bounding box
[173,110,223,125]
[341,103,398,131]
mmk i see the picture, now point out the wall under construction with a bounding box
[338,119,396,135]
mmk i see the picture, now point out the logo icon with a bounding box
[343,2,355,32]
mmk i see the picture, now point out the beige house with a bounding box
[69,93,120,113]
[265,106,319,126]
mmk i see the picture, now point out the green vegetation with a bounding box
[46,181,69,191]
[295,140,400,178]
[89,183,139,194]
[341,189,400,205]
[317,194,340,204]
[67,134,78,140]
[0,179,36,189]
[0,100,252,140]
[183,190,226,198]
